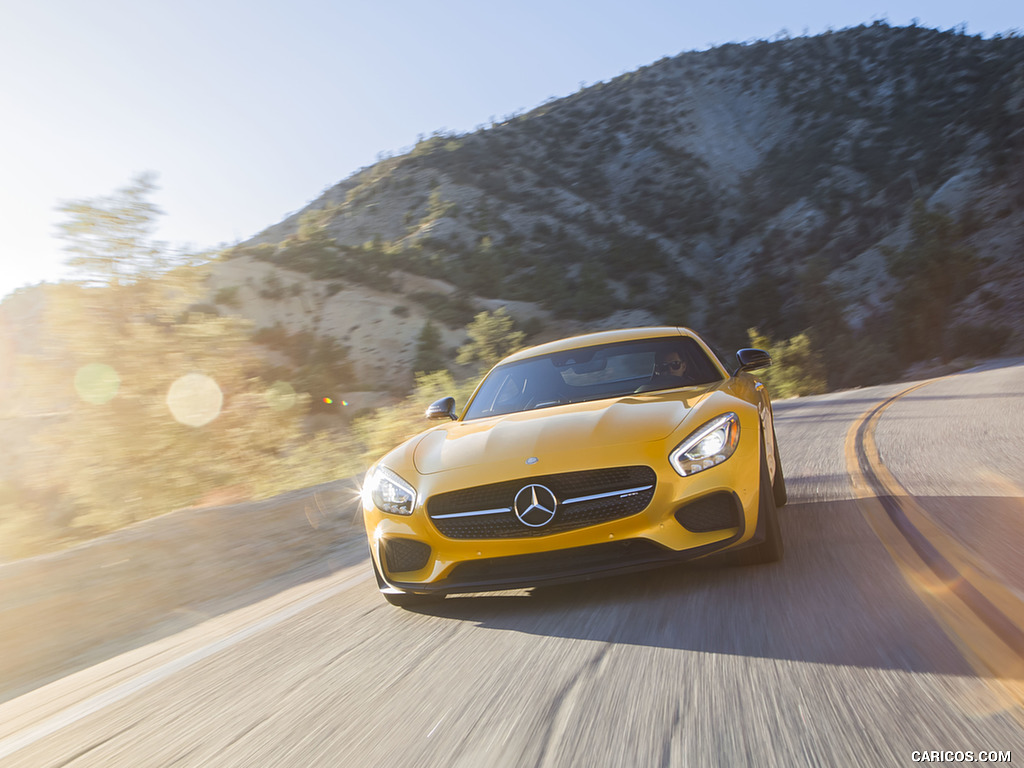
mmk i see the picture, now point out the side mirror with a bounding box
[734,348,772,375]
[425,396,457,421]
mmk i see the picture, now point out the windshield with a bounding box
[463,336,723,420]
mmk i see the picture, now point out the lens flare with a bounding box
[167,373,223,427]
[266,381,296,411]
[323,397,333,405]
[74,363,120,404]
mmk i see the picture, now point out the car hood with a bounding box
[412,392,712,475]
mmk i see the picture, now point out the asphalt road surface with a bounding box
[3,361,1024,766]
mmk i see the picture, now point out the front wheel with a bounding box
[371,552,445,608]
[738,433,784,565]
[772,425,788,508]
[383,590,445,608]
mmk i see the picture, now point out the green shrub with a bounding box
[456,308,526,371]
[747,328,827,398]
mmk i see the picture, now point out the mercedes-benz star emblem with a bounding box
[513,484,558,528]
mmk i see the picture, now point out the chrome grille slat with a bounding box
[426,466,656,539]
[563,484,654,505]
[431,507,512,519]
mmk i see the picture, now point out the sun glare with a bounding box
[166,373,223,427]
[73,363,120,404]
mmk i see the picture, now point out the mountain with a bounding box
[4,21,1024,558]
[212,23,1023,387]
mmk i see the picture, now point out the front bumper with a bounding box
[380,526,749,595]
[363,436,763,595]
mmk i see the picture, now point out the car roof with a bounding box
[500,326,695,364]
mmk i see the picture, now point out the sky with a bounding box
[1,0,1021,300]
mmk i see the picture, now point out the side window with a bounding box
[492,374,524,410]
[697,336,733,375]
[683,345,726,384]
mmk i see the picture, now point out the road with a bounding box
[2,361,1024,766]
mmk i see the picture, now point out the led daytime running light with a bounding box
[669,412,740,477]
[369,466,417,515]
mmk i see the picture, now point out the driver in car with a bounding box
[637,349,688,392]
[653,349,687,385]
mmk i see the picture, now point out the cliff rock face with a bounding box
[120,24,1013,382]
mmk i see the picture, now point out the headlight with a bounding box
[669,412,740,477]
[365,466,417,515]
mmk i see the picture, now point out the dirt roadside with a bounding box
[0,478,365,702]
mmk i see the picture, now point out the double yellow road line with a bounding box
[845,379,1024,702]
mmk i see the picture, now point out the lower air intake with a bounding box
[383,538,431,573]
[674,492,741,532]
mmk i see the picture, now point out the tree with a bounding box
[57,172,171,288]
[747,328,827,398]
[4,177,336,554]
[413,321,447,375]
[570,260,615,320]
[659,284,691,326]
[735,272,784,338]
[456,307,525,371]
[885,200,979,360]
[463,236,504,297]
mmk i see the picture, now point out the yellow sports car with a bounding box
[361,327,785,606]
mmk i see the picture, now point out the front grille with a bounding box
[427,466,656,539]
[383,538,431,573]
[448,539,671,584]
[674,492,741,532]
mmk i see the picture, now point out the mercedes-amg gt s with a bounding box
[361,327,786,606]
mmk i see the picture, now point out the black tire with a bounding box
[772,425,788,508]
[382,590,445,608]
[371,551,445,608]
[739,433,784,565]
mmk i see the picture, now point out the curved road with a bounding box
[3,361,1024,766]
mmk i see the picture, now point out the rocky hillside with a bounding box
[210,22,1024,388]
[3,21,1023,559]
